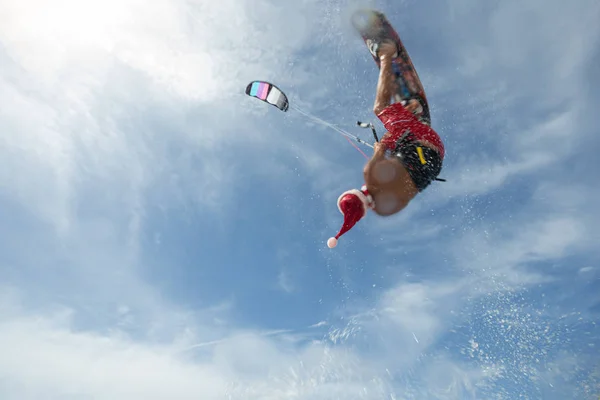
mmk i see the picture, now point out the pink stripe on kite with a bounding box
[258,82,269,100]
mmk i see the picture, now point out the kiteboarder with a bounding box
[327,40,445,248]
[243,25,446,249]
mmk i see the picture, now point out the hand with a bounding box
[405,99,423,114]
[373,141,386,159]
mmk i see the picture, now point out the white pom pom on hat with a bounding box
[327,187,373,248]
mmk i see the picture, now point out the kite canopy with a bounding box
[245,80,289,112]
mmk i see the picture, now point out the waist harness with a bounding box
[393,130,445,191]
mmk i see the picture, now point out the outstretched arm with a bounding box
[365,141,386,168]
[363,142,388,191]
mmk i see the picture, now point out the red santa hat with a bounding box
[327,185,374,248]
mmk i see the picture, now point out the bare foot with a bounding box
[378,41,398,61]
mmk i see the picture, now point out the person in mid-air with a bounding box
[327,40,445,248]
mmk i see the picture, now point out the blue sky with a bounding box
[0,0,599,398]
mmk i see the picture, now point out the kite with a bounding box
[245,80,289,112]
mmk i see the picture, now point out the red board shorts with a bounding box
[377,103,445,191]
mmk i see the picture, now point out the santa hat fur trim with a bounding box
[337,189,369,216]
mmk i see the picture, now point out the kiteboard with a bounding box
[352,9,431,125]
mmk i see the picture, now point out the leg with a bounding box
[374,57,422,117]
[372,47,396,116]
[376,65,425,123]
[371,42,429,124]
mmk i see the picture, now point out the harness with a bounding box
[393,130,446,191]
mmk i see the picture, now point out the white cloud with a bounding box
[277,269,296,294]
[0,293,405,400]
[0,0,339,232]
[413,0,600,209]
[0,309,229,400]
